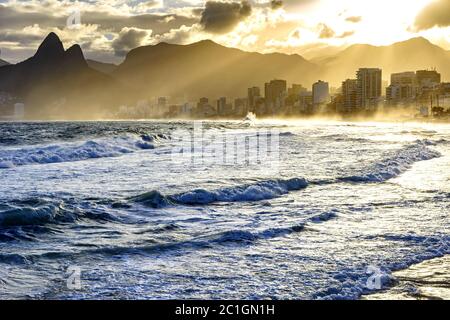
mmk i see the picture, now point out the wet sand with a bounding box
[363,255,450,300]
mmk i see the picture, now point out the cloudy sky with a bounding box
[0,0,449,63]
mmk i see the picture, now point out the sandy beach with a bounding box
[364,255,450,300]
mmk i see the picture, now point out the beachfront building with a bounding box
[356,68,382,110]
[265,79,287,115]
[342,79,359,113]
[312,80,330,112]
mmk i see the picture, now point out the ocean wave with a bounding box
[0,198,118,230]
[339,140,441,183]
[323,134,370,142]
[212,224,305,244]
[310,210,338,223]
[0,134,162,169]
[0,200,76,227]
[22,222,308,261]
[131,178,309,207]
[0,253,31,265]
[279,132,297,137]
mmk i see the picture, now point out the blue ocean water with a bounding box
[0,120,448,299]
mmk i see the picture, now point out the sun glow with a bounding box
[296,0,438,46]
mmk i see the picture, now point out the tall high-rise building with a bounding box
[196,97,213,117]
[234,98,248,116]
[342,79,358,113]
[247,87,261,109]
[288,84,307,97]
[265,80,287,105]
[386,71,418,105]
[298,91,313,113]
[264,80,287,114]
[391,72,417,86]
[217,97,227,115]
[158,97,167,108]
[312,80,330,105]
[416,70,441,89]
[356,68,382,109]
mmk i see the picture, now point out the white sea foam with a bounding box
[172,178,308,205]
[0,135,157,169]
[340,140,441,183]
[131,178,309,207]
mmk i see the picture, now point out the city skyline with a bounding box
[107,66,450,120]
[0,0,449,64]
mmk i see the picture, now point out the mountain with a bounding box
[114,40,319,99]
[87,59,118,74]
[318,37,450,85]
[0,59,9,67]
[2,33,449,119]
[0,33,124,118]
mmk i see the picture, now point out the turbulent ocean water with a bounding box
[0,120,448,300]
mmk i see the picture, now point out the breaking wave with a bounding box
[0,199,77,228]
[131,178,309,207]
[339,140,441,183]
[0,198,118,230]
[0,134,165,169]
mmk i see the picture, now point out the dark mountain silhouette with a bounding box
[113,40,319,99]
[318,37,450,85]
[0,33,125,118]
[87,59,118,74]
[0,59,9,67]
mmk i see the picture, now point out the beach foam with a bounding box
[0,135,159,169]
[132,178,309,207]
[340,140,441,183]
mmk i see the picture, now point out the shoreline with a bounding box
[363,255,450,300]
[0,117,449,124]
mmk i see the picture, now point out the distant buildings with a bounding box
[197,97,215,117]
[265,80,287,114]
[356,68,382,110]
[416,70,441,89]
[341,79,358,113]
[157,97,167,108]
[298,91,313,114]
[234,98,248,116]
[217,97,233,116]
[386,71,417,105]
[112,67,448,120]
[335,68,382,113]
[247,87,261,109]
[288,84,307,97]
[312,80,330,106]
[385,69,445,113]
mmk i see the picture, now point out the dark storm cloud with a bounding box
[111,28,151,57]
[0,31,44,44]
[0,5,63,29]
[0,5,197,34]
[271,0,283,10]
[414,0,450,30]
[345,16,361,23]
[277,0,316,9]
[82,12,197,34]
[200,1,252,34]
